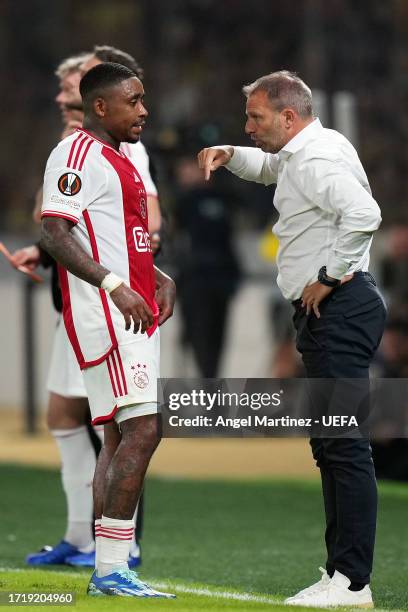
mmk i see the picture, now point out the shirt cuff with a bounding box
[326,255,351,279]
[223,147,248,173]
[41,210,79,225]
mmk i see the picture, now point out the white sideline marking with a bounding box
[0,568,280,605]
[153,580,281,604]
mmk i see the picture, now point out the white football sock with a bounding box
[52,426,96,549]
[96,516,134,577]
[95,519,101,567]
[130,502,140,556]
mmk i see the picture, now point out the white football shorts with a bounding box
[82,328,160,425]
[47,316,87,397]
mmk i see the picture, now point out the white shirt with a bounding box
[223,119,381,300]
[42,129,158,369]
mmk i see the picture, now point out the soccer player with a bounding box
[198,71,386,608]
[40,62,176,598]
[80,45,161,248]
[15,50,161,568]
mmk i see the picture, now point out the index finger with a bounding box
[204,162,212,181]
[197,148,208,169]
[198,149,215,181]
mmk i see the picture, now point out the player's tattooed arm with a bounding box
[41,217,154,333]
[154,266,176,326]
[40,217,109,286]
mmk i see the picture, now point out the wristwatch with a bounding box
[318,266,340,288]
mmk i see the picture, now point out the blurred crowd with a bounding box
[0,0,406,474]
[1,0,407,231]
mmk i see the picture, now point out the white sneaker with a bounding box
[285,567,331,603]
[285,570,373,608]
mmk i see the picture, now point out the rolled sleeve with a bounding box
[301,158,382,278]
[216,146,279,186]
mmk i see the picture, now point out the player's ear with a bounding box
[93,97,107,118]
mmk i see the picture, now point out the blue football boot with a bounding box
[65,550,95,567]
[26,540,80,565]
[87,568,175,598]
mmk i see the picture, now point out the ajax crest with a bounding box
[131,363,149,389]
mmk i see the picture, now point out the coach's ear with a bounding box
[93,97,107,118]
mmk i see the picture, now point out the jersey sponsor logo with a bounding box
[133,226,151,253]
[58,172,82,196]
[140,197,147,219]
[131,363,149,389]
[50,194,81,209]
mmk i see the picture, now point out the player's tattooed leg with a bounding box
[103,414,160,519]
[93,421,121,518]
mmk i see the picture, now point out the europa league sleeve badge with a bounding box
[58,172,82,197]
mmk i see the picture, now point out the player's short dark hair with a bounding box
[79,62,137,107]
[92,45,144,80]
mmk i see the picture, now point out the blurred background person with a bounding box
[370,221,408,480]
[173,154,241,378]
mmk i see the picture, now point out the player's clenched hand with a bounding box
[10,245,41,271]
[197,147,233,181]
[110,284,154,333]
[155,276,176,326]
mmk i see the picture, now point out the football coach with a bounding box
[198,70,386,608]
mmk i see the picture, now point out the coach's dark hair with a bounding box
[93,45,144,80]
[243,70,313,118]
[80,62,137,108]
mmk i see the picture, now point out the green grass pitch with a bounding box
[0,464,407,610]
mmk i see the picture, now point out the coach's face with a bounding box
[245,90,291,154]
[100,77,147,143]
[55,71,83,122]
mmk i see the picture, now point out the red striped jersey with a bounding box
[41,129,158,369]
[120,141,157,198]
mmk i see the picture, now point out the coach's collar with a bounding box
[279,118,323,161]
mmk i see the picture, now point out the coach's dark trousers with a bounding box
[293,272,386,584]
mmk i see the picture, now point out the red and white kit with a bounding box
[42,129,160,424]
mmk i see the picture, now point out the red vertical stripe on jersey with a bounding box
[58,265,85,364]
[72,136,89,170]
[82,210,118,348]
[78,139,94,171]
[101,147,158,337]
[67,133,85,168]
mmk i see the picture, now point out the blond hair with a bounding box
[55,52,91,79]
